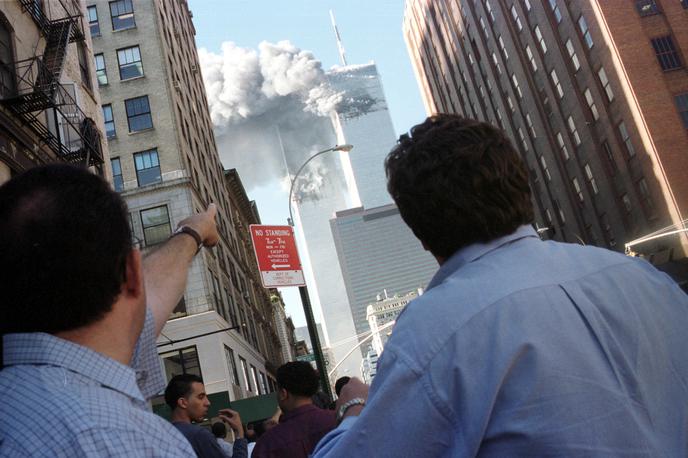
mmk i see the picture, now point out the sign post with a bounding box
[250,225,332,400]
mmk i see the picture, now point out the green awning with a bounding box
[153,391,278,425]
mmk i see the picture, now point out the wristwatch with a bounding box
[172,226,203,254]
[336,397,366,423]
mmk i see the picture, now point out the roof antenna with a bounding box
[330,10,348,66]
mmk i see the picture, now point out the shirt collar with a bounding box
[427,225,539,290]
[3,332,145,402]
[280,404,319,422]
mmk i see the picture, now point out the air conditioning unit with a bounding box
[173,80,181,91]
[191,65,197,73]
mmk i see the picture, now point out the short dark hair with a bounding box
[211,422,227,438]
[164,374,204,410]
[385,114,534,258]
[334,376,351,397]
[276,361,320,398]
[0,164,132,334]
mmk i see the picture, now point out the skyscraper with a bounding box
[290,62,398,378]
[90,0,284,406]
[403,0,688,274]
[330,204,437,343]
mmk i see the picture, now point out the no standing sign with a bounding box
[249,225,306,288]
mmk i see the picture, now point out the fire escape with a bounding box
[0,0,103,172]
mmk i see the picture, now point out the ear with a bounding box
[177,396,189,410]
[123,249,144,299]
[278,388,288,402]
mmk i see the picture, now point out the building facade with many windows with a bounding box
[89,0,284,407]
[403,0,688,269]
[0,0,106,184]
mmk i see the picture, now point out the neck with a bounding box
[285,397,313,412]
[171,410,192,424]
[55,316,136,366]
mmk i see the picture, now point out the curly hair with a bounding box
[385,114,534,259]
[276,361,320,398]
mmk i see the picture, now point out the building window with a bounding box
[109,0,135,31]
[239,357,252,392]
[87,5,100,37]
[523,0,532,11]
[102,104,115,138]
[550,69,564,98]
[584,164,599,194]
[125,95,153,132]
[224,345,240,387]
[621,193,632,213]
[554,199,566,224]
[618,121,636,157]
[518,127,528,151]
[511,74,523,98]
[480,17,488,39]
[491,52,502,75]
[161,346,201,382]
[565,39,580,71]
[506,95,515,112]
[111,157,123,192]
[539,155,551,181]
[597,67,614,102]
[534,26,547,54]
[250,365,260,394]
[0,18,16,98]
[134,148,161,186]
[601,140,618,175]
[117,45,143,80]
[548,0,562,22]
[651,35,683,71]
[567,115,581,146]
[526,113,536,138]
[94,53,107,85]
[637,177,655,214]
[572,177,584,203]
[676,93,688,128]
[140,205,170,246]
[260,372,268,395]
[498,35,509,59]
[77,42,92,91]
[584,88,599,120]
[511,5,523,31]
[578,15,594,49]
[526,45,537,72]
[485,0,495,22]
[496,108,504,128]
[556,132,570,160]
[636,0,660,16]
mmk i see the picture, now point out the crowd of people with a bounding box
[1,114,687,456]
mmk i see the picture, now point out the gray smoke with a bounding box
[199,41,343,197]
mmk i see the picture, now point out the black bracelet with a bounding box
[171,226,203,254]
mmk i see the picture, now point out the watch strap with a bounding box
[172,226,203,253]
[336,397,366,423]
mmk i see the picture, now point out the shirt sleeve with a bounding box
[312,347,455,457]
[231,438,248,458]
[129,307,166,400]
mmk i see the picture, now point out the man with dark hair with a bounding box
[165,374,246,457]
[252,361,336,458]
[212,422,235,457]
[0,164,219,456]
[314,115,688,456]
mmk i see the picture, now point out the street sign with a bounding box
[297,353,316,362]
[249,225,306,288]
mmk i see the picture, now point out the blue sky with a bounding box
[188,0,427,327]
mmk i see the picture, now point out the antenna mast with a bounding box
[330,10,348,66]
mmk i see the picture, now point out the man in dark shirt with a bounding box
[165,374,247,457]
[252,362,336,458]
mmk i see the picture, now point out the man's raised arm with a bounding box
[143,203,220,336]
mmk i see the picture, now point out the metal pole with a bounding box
[299,285,333,401]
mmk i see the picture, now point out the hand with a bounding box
[218,408,244,439]
[335,378,369,420]
[177,203,220,248]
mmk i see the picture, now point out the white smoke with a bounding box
[199,41,343,195]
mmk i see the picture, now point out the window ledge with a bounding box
[120,75,146,83]
[112,26,137,33]
[128,127,155,135]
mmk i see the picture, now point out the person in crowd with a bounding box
[212,422,235,457]
[165,374,247,458]
[0,164,218,456]
[252,361,336,458]
[313,114,688,456]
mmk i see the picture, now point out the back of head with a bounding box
[385,114,534,259]
[276,361,320,398]
[164,373,204,410]
[334,376,351,397]
[211,421,227,439]
[0,164,132,335]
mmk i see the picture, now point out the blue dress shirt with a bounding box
[314,225,688,457]
[0,308,195,457]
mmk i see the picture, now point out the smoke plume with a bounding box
[199,41,343,197]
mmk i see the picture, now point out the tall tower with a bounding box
[403,0,688,280]
[90,0,284,408]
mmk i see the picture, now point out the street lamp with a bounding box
[286,143,353,400]
[287,144,353,227]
